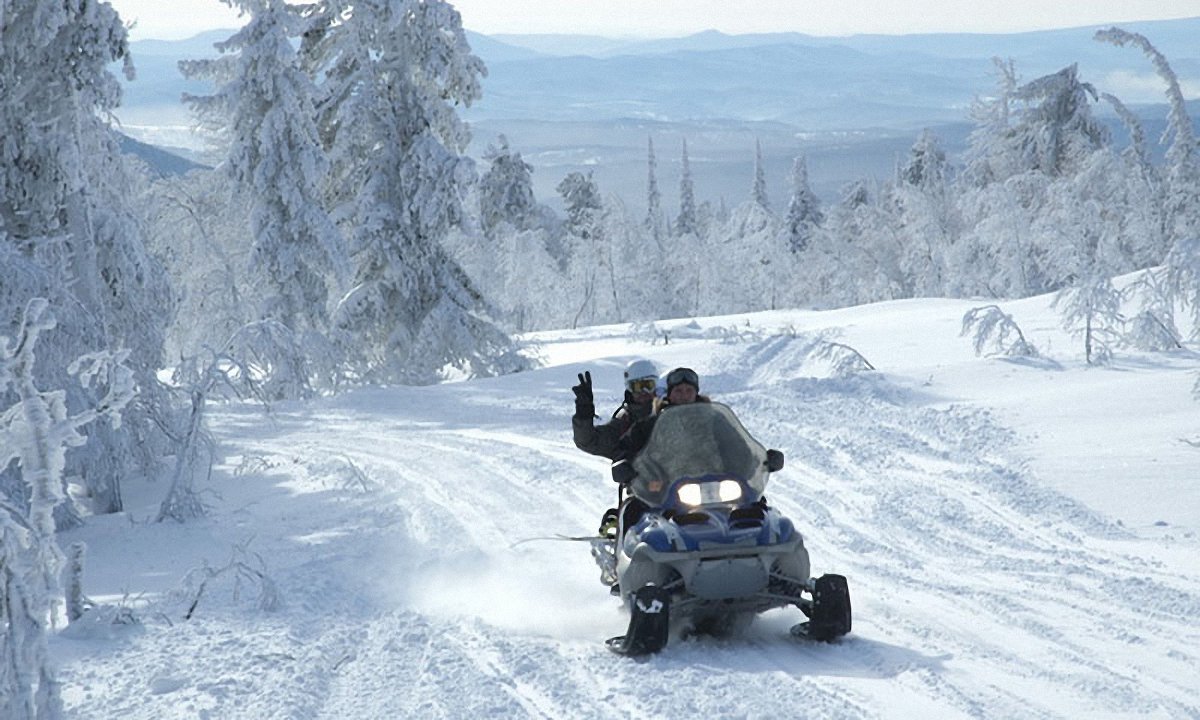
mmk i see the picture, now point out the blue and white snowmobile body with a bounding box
[605,402,850,655]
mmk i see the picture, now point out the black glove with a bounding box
[572,371,595,418]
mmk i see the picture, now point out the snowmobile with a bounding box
[596,402,851,656]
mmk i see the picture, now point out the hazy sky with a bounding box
[109,0,1200,41]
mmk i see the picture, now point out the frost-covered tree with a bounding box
[955,62,1110,298]
[644,137,665,244]
[559,170,603,241]
[893,130,957,296]
[1101,92,1153,177]
[300,0,528,383]
[733,203,792,312]
[783,153,823,254]
[1098,91,1166,270]
[961,58,1018,188]
[182,0,348,343]
[752,139,770,211]
[558,171,610,325]
[965,62,1107,184]
[954,173,1046,297]
[142,169,256,361]
[478,134,537,238]
[900,129,948,190]
[1124,269,1183,351]
[803,180,904,307]
[1043,151,1128,364]
[604,196,670,322]
[450,136,563,332]
[1,299,134,720]
[1,0,176,517]
[1096,27,1200,341]
[1009,64,1109,179]
[676,138,698,238]
[961,305,1039,357]
[493,228,569,331]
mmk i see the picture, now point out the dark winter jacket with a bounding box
[572,391,655,460]
[617,395,712,460]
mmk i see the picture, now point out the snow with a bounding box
[52,290,1200,718]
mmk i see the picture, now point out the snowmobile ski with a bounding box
[606,584,670,656]
[790,574,851,641]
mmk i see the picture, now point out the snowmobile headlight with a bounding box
[676,480,743,507]
[677,483,703,507]
[718,479,742,502]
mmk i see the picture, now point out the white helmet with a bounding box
[623,359,658,393]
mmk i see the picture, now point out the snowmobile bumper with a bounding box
[624,532,810,605]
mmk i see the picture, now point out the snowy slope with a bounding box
[53,291,1200,719]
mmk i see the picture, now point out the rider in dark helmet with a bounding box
[619,367,709,459]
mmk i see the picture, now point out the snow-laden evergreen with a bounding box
[183,0,348,350]
[783,153,823,254]
[1,0,177,521]
[477,134,539,238]
[751,138,770,211]
[644,137,665,244]
[676,138,698,238]
[296,0,527,383]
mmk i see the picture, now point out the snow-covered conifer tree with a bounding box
[955,63,1109,297]
[644,137,665,244]
[893,130,957,296]
[1009,65,1109,179]
[558,171,608,326]
[964,62,1107,185]
[802,181,896,307]
[783,153,823,254]
[1,0,176,516]
[676,139,698,237]
[752,139,771,211]
[478,134,537,238]
[182,0,348,345]
[558,171,603,242]
[300,0,528,383]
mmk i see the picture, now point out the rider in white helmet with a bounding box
[572,359,660,538]
[571,358,659,460]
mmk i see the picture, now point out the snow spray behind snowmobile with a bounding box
[600,402,851,655]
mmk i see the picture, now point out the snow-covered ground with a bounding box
[52,290,1200,719]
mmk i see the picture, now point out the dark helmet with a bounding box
[665,367,699,394]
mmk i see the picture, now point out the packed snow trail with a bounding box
[57,331,1200,719]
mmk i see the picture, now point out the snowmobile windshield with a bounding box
[630,402,770,507]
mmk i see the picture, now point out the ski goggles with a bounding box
[665,367,699,391]
[627,377,657,395]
